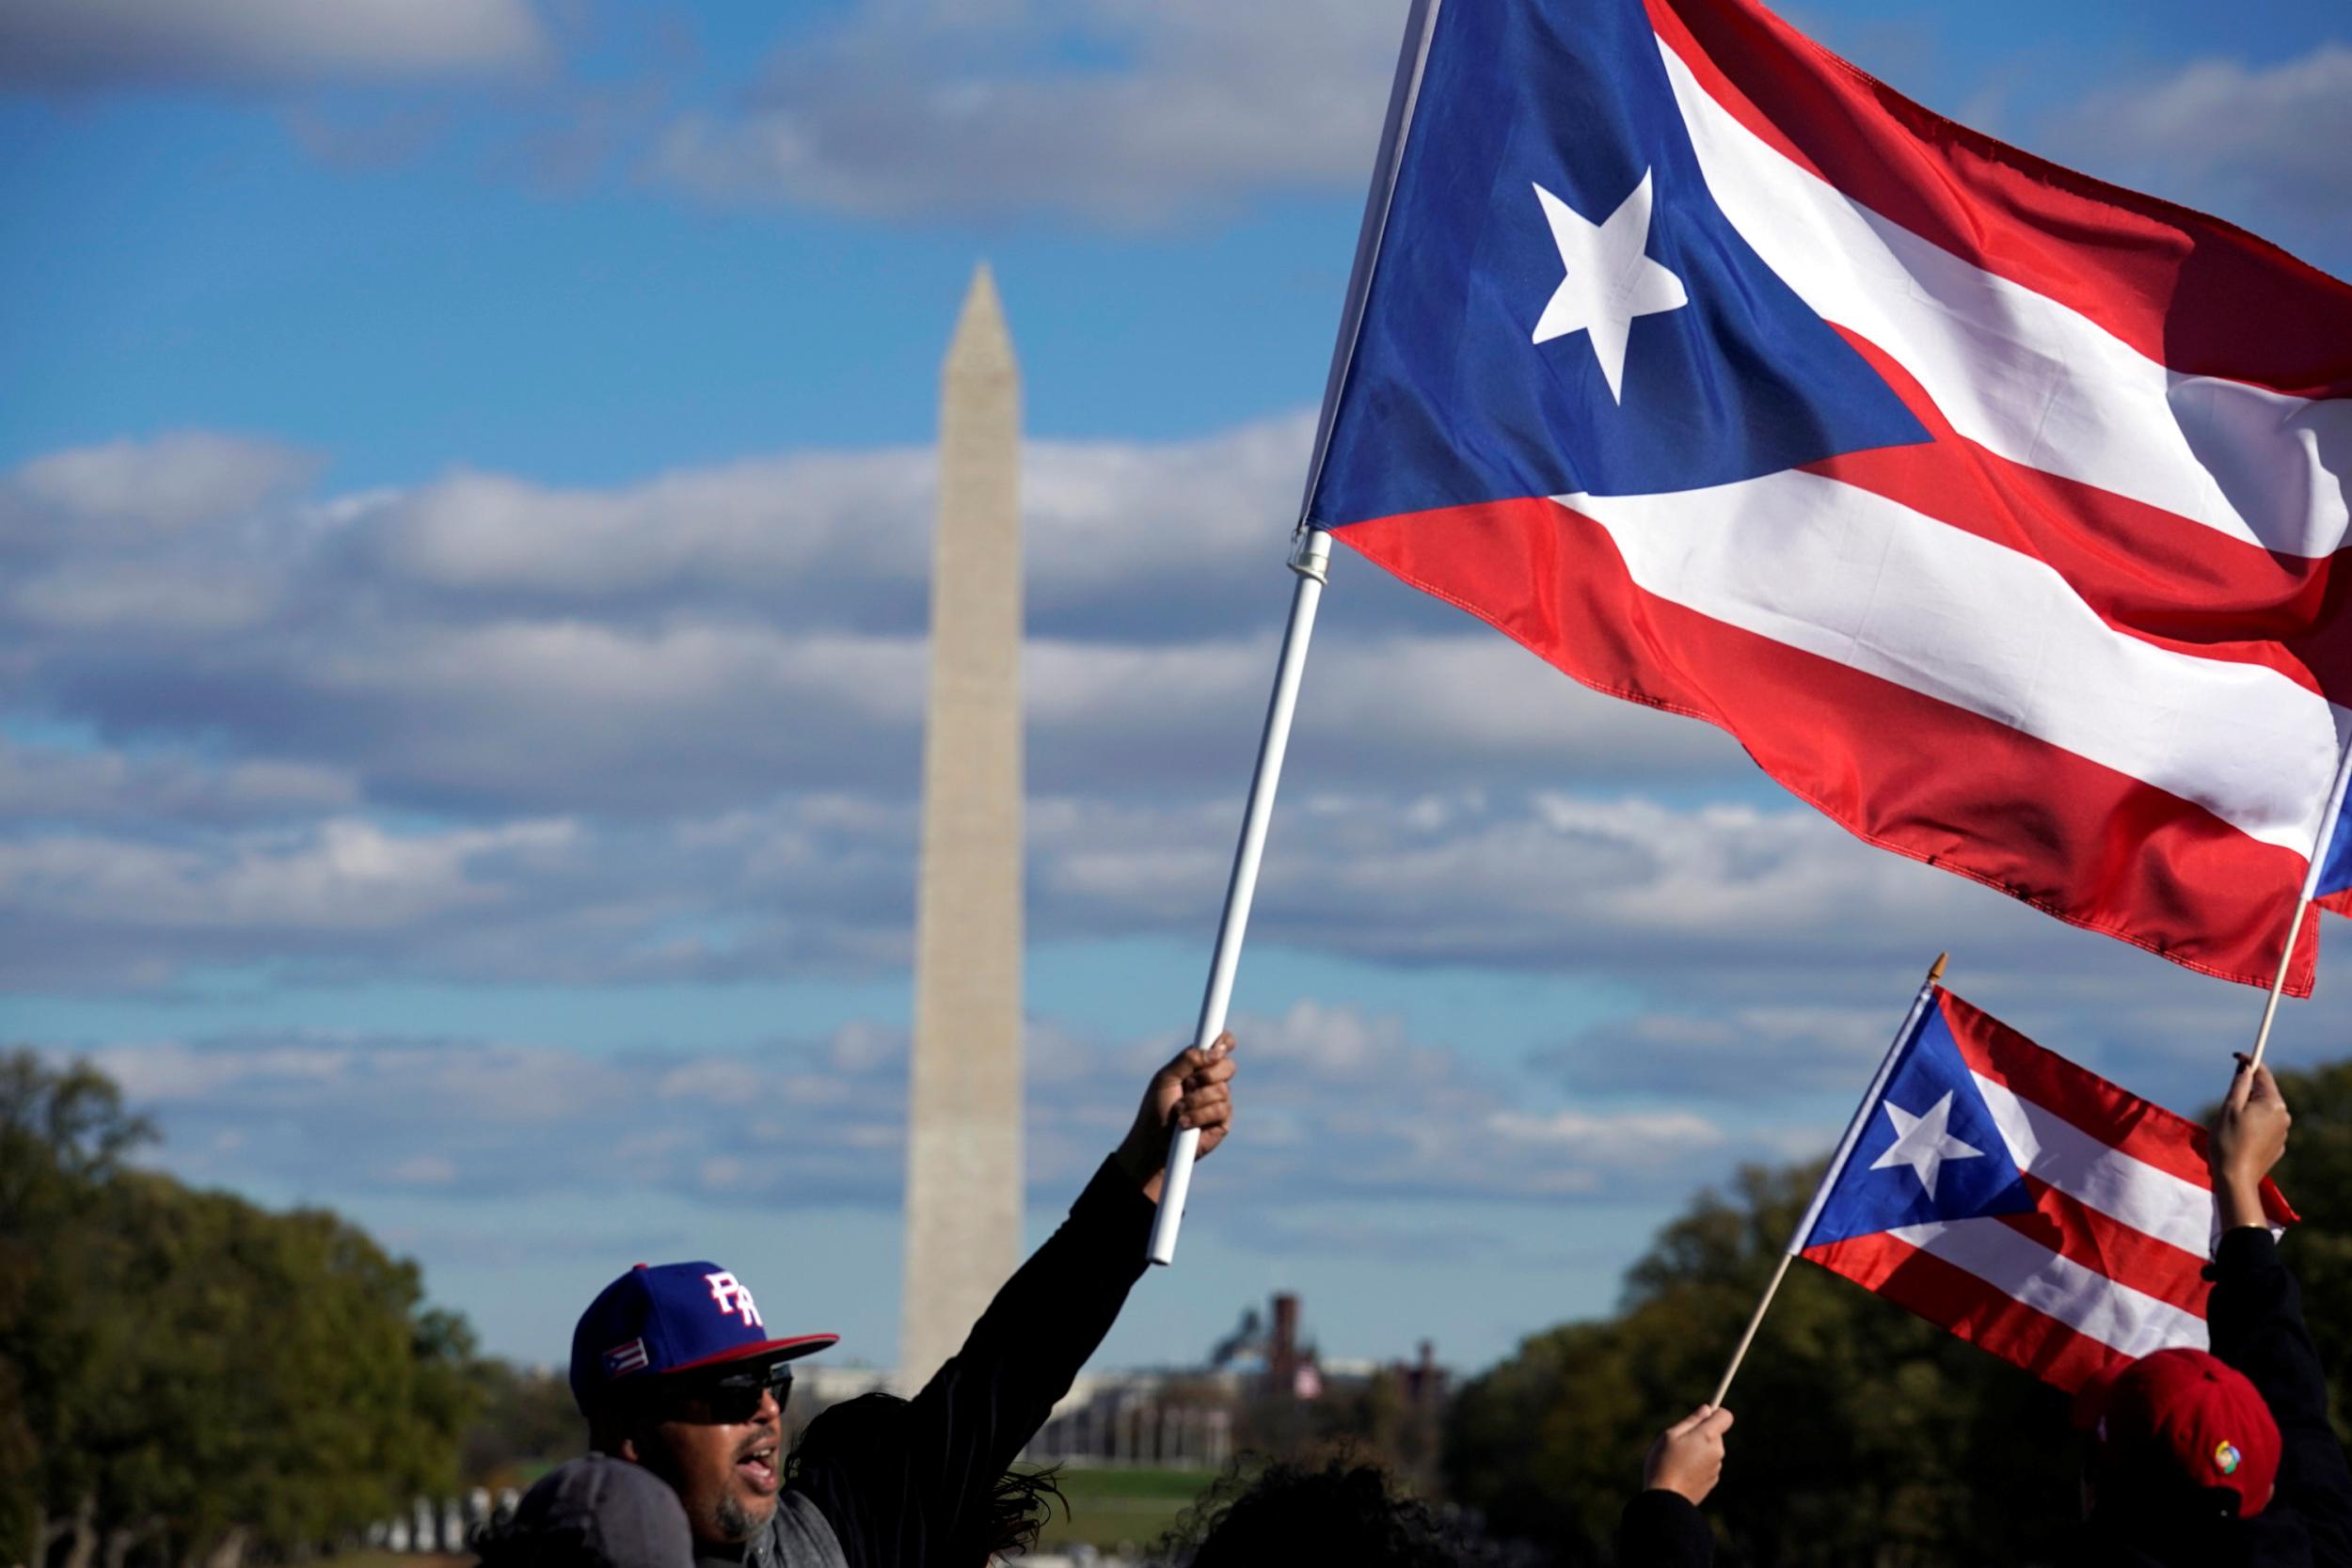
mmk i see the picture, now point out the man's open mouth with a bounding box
[735,1447,778,1493]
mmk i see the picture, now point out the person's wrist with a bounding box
[2216,1169,2268,1227]
[1112,1131,1158,1191]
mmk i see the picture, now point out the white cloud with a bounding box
[11,433,314,526]
[2051,42,2352,245]
[4,415,1739,833]
[12,562,282,635]
[0,0,548,92]
[389,1153,460,1185]
[0,816,573,932]
[1539,1005,1896,1099]
[0,413,2318,1042]
[1488,1107,1724,1160]
[0,738,356,823]
[371,451,933,600]
[361,416,1311,626]
[647,0,1405,224]
[80,1000,1760,1217]
[2,434,318,640]
[1127,1000,1746,1206]
[97,1038,354,1101]
[1031,789,2000,982]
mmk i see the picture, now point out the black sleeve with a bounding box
[1615,1491,1713,1568]
[2207,1227,2352,1563]
[797,1156,1155,1568]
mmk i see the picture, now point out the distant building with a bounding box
[904,1291,1448,1470]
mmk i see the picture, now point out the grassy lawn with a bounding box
[310,1470,1221,1560]
[1033,1465,1220,1554]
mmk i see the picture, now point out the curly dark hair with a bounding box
[1153,1454,1499,1568]
[787,1391,1067,1563]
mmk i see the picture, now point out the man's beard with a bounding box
[712,1490,771,1544]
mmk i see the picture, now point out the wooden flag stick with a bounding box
[1709,1253,1794,1409]
[2248,902,2312,1073]
[2249,736,2352,1071]
[1708,951,1948,1408]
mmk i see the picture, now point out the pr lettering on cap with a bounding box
[704,1270,763,1327]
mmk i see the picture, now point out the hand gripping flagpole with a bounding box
[2247,734,2352,1070]
[1708,952,1947,1407]
[1146,0,1446,1269]
[1147,529,1332,1266]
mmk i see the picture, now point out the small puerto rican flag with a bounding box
[603,1338,651,1378]
[1795,985,2294,1392]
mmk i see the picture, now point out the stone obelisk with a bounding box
[900,264,1024,1387]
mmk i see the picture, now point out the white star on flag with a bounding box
[1867,1090,1985,1200]
[1531,168,1689,404]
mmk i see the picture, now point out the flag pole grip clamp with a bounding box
[1288,529,1332,584]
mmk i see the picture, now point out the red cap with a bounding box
[2079,1348,2281,1519]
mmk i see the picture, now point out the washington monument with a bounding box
[900,264,1024,1386]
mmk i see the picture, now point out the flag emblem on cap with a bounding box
[2216,1441,2243,1475]
[604,1338,650,1377]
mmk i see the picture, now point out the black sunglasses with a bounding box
[659,1362,793,1425]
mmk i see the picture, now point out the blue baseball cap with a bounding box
[569,1260,836,1418]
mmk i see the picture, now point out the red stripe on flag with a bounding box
[1335,500,2317,994]
[1645,0,2352,396]
[1938,991,2217,1188]
[1807,331,2352,702]
[2000,1177,2213,1321]
[1940,990,2301,1227]
[1804,1230,2129,1392]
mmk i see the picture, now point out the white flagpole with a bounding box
[1147,0,1447,1268]
[1708,952,1947,1407]
[2247,735,2352,1069]
[1147,529,1330,1266]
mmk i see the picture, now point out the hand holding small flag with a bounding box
[2211,1057,2293,1234]
[1722,964,2300,1401]
[1644,1404,1736,1506]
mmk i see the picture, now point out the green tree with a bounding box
[0,1050,154,1568]
[460,1362,583,1488]
[1449,1164,2076,1567]
[0,1050,481,1568]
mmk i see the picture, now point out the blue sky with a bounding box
[6,0,2352,1379]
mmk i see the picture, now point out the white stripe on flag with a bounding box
[1551,472,2344,850]
[1970,1071,2217,1259]
[1657,37,2352,561]
[1888,1219,2208,1360]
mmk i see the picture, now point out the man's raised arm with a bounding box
[795,1035,1237,1568]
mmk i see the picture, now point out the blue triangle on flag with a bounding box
[2314,794,2352,901]
[1305,0,1927,531]
[1805,1000,2037,1247]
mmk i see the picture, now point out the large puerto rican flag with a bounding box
[1793,984,2294,1392]
[1304,0,2352,992]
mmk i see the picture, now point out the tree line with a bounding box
[8,1045,2345,1568]
[0,1053,480,1568]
